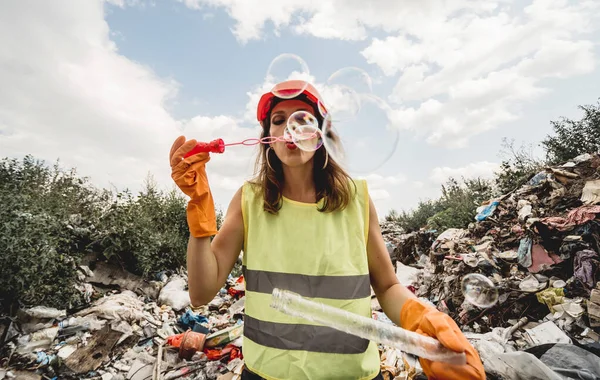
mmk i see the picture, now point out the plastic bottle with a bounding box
[270,288,467,365]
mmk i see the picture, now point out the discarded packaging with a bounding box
[205,323,244,348]
[158,275,191,311]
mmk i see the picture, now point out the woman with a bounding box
[169,80,485,380]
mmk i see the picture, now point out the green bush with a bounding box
[0,156,223,311]
[0,156,106,310]
[386,200,444,232]
[542,99,600,164]
[495,138,545,194]
[385,178,494,233]
[90,176,193,277]
[427,178,494,232]
[495,100,600,192]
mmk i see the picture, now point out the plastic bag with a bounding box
[77,290,145,322]
[22,306,66,319]
[158,275,190,311]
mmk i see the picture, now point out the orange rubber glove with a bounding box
[169,136,218,238]
[400,298,485,380]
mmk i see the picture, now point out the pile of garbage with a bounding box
[382,153,600,379]
[0,260,246,380]
[379,220,406,256]
[3,153,600,380]
[0,258,423,379]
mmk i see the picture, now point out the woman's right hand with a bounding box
[169,136,218,238]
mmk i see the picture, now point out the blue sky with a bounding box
[1,0,599,217]
[105,2,373,119]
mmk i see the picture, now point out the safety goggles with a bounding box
[256,80,328,123]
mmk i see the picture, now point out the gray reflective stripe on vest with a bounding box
[244,315,370,354]
[242,266,371,300]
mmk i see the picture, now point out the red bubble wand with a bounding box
[184,133,320,158]
[183,137,281,158]
[184,111,324,158]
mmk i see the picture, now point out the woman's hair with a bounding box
[250,95,356,214]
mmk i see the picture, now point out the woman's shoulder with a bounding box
[242,180,261,192]
[349,177,367,186]
[347,177,368,194]
[239,180,263,202]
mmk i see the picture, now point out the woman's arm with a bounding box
[366,195,486,379]
[187,186,245,306]
[365,196,416,326]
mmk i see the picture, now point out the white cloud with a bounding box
[178,0,501,44]
[360,173,406,201]
[177,0,309,43]
[365,0,599,147]
[369,189,391,202]
[0,0,254,210]
[362,173,406,187]
[430,161,501,184]
[516,39,595,79]
[181,0,599,148]
[105,0,152,8]
[412,181,425,189]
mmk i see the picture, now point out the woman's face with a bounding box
[269,99,317,168]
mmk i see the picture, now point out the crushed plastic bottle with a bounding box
[270,288,467,365]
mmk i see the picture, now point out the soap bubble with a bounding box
[461,274,499,308]
[319,67,373,122]
[321,116,346,165]
[318,87,360,123]
[322,93,399,174]
[286,111,323,152]
[266,54,310,99]
[328,67,373,94]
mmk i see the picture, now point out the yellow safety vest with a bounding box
[241,179,381,380]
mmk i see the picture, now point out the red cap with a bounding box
[256,80,327,123]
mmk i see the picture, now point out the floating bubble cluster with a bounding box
[186,53,401,174]
[265,53,399,174]
[285,111,323,152]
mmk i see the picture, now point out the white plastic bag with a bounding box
[77,290,145,322]
[23,306,66,319]
[158,275,190,311]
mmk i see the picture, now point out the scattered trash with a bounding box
[158,275,191,311]
[64,325,123,374]
[2,153,600,379]
[525,321,572,345]
[395,262,420,287]
[574,250,600,292]
[205,323,244,348]
[581,180,600,205]
[21,306,66,320]
[476,200,500,222]
[171,330,207,360]
[76,290,146,322]
[0,262,249,379]
[382,153,600,377]
[519,274,546,293]
[589,286,600,327]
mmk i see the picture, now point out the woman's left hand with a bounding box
[400,298,486,380]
